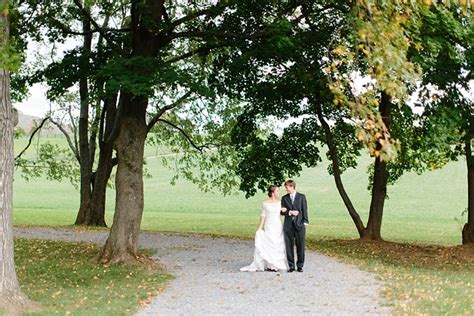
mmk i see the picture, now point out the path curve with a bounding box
[14,227,391,315]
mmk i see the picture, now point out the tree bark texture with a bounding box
[363,91,391,241]
[98,94,147,263]
[87,148,113,227]
[0,5,37,313]
[98,0,163,263]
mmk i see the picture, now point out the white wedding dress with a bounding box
[240,202,288,271]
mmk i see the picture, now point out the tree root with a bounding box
[0,290,40,315]
[97,245,141,264]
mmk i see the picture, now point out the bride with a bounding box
[240,185,288,272]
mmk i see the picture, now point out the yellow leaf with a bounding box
[333,47,345,56]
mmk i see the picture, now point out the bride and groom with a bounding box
[240,180,309,273]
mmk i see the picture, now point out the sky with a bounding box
[13,36,75,117]
[15,84,54,117]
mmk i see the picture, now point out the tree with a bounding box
[214,2,360,197]
[15,0,303,263]
[97,0,291,263]
[75,1,100,226]
[326,0,424,240]
[0,1,36,313]
[213,0,427,241]
[410,5,473,244]
[14,1,121,227]
[326,1,474,241]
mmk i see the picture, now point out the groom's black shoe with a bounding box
[288,268,295,273]
[297,268,303,272]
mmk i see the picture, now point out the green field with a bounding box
[13,135,467,246]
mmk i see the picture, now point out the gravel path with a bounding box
[14,227,391,315]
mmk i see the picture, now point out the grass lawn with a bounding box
[12,135,474,314]
[14,238,171,315]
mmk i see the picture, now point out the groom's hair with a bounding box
[284,180,296,188]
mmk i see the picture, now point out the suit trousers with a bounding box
[284,223,305,269]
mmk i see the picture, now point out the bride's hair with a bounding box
[267,185,278,197]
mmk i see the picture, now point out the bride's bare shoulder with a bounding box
[263,199,281,204]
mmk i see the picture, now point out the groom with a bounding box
[281,180,309,272]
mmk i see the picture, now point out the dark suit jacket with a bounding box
[281,192,309,232]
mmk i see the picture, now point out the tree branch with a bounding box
[147,90,193,133]
[15,117,49,161]
[162,2,171,26]
[166,43,228,64]
[466,70,473,81]
[169,30,268,41]
[105,95,124,145]
[99,99,107,144]
[111,156,118,167]
[52,24,132,36]
[67,104,79,155]
[89,103,101,168]
[170,3,229,28]
[72,0,126,55]
[48,118,80,163]
[156,118,204,153]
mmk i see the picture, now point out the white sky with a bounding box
[15,84,54,117]
[13,33,76,117]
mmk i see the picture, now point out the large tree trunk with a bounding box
[74,10,93,226]
[0,6,36,313]
[98,0,162,263]
[363,91,391,241]
[316,106,365,237]
[98,94,148,263]
[463,117,474,244]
